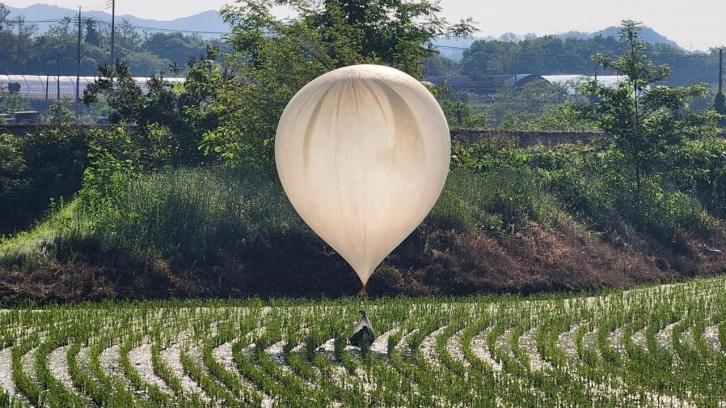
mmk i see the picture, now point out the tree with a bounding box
[0,82,30,113]
[488,80,571,128]
[34,18,77,76]
[48,100,75,124]
[84,18,102,47]
[579,20,720,216]
[82,48,232,167]
[143,32,210,66]
[8,16,38,72]
[202,0,475,166]
[0,4,10,31]
[122,51,169,76]
[83,60,145,124]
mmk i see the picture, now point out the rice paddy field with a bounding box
[1,274,725,407]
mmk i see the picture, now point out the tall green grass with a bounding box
[2,162,565,269]
[80,166,303,264]
[0,200,90,269]
[428,167,564,235]
[2,139,723,273]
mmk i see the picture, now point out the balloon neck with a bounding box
[357,286,367,313]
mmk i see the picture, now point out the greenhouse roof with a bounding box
[0,75,185,101]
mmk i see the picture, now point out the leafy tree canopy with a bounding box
[579,20,720,216]
[82,48,232,166]
[201,0,476,167]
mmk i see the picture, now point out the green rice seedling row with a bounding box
[0,276,725,406]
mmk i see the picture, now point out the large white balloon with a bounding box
[275,64,450,287]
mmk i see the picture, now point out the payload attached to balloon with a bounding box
[275,64,451,290]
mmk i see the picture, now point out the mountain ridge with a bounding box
[6,3,683,51]
[5,3,229,38]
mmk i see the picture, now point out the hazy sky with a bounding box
[3,0,725,52]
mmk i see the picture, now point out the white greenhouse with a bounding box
[0,75,185,101]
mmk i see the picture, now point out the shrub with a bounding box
[0,129,89,234]
[428,167,562,236]
[636,182,718,240]
[77,165,303,266]
[713,165,726,218]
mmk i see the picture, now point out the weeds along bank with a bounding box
[0,126,725,302]
[0,275,724,406]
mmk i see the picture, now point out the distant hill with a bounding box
[6,4,682,53]
[555,26,681,49]
[5,4,230,39]
[434,26,682,61]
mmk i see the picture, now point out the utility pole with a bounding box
[719,47,723,96]
[109,0,115,64]
[56,58,60,100]
[76,6,82,102]
[15,17,22,69]
[716,47,726,122]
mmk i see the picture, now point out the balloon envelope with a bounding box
[275,64,450,287]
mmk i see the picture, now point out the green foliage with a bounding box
[488,81,570,128]
[449,136,722,248]
[428,164,562,235]
[47,99,75,124]
[443,100,487,128]
[83,53,228,166]
[82,61,145,124]
[713,164,726,218]
[423,81,488,129]
[714,92,726,114]
[79,128,139,218]
[483,167,560,230]
[0,129,88,234]
[636,180,717,239]
[715,92,726,127]
[517,103,598,132]
[0,82,30,113]
[75,165,303,266]
[0,133,29,231]
[579,20,720,217]
[202,0,475,167]
[0,11,219,76]
[456,31,719,87]
[450,137,528,172]
[452,80,595,131]
[5,118,222,247]
[0,277,725,405]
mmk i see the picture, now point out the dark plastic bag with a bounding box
[349,309,376,347]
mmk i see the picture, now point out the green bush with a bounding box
[713,165,726,218]
[453,140,722,248]
[77,165,304,265]
[427,188,477,232]
[0,134,29,231]
[482,167,561,230]
[535,144,623,227]
[429,167,561,235]
[0,129,89,234]
[636,181,717,240]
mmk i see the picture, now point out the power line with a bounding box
[129,25,227,35]
[6,19,721,59]
[13,18,228,36]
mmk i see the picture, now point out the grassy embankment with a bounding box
[1,134,724,303]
